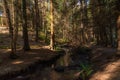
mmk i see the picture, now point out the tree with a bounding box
[34,0,40,42]
[13,0,19,54]
[3,0,15,57]
[117,16,120,50]
[50,0,54,50]
[22,0,30,51]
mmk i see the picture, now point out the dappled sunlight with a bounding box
[89,46,120,80]
[90,55,120,80]
[0,27,9,34]
[42,45,51,49]
[90,59,120,80]
[0,30,9,34]
[90,71,111,80]
[0,0,119,79]
[104,60,120,73]
[0,49,11,54]
[12,60,24,65]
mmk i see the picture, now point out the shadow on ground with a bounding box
[90,46,120,80]
[0,48,59,80]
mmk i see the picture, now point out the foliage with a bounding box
[80,63,93,80]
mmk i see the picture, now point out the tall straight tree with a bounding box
[13,0,19,53]
[3,0,15,56]
[34,0,40,42]
[50,0,54,50]
[22,0,30,51]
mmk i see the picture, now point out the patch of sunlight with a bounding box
[90,71,111,80]
[12,61,24,64]
[6,49,11,51]
[42,46,50,49]
[1,30,9,34]
[0,49,10,53]
[104,61,120,73]
[90,60,120,80]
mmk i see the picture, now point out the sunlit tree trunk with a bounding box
[50,0,54,50]
[41,0,45,32]
[80,0,86,45]
[22,0,30,51]
[44,0,49,43]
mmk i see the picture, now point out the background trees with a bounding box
[0,0,120,56]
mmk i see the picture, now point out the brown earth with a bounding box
[1,27,120,80]
[90,46,120,80]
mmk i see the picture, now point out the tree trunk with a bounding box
[117,15,120,50]
[34,0,40,42]
[3,0,14,55]
[13,0,19,53]
[22,0,30,51]
[50,0,54,50]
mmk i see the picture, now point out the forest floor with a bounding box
[0,27,60,79]
[90,46,120,80]
[1,27,120,80]
[0,49,58,79]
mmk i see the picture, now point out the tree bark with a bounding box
[34,0,40,42]
[117,15,120,50]
[13,0,19,53]
[50,0,54,50]
[22,0,30,51]
[3,0,14,55]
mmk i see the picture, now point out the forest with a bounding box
[0,0,120,80]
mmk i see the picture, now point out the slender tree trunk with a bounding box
[42,0,45,32]
[80,0,85,45]
[117,15,120,50]
[50,0,54,50]
[34,0,40,42]
[3,0,14,55]
[31,7,35,29]
[22,0,30,51]
[13,0,19,53]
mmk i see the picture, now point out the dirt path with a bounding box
[90,46,120,80]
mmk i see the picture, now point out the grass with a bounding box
[79,63,93,80]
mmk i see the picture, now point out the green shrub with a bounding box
[80,63,93,80]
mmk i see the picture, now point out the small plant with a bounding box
[80,63,93,80]
[54,44,62,51]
